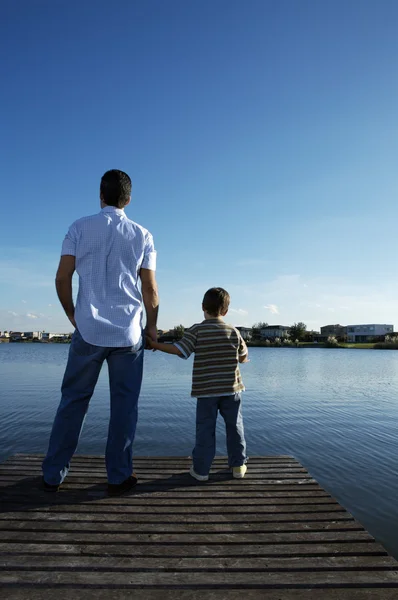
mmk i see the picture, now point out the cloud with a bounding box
[26,313,39,319]
[48,304,53,307]
[8,311,18,317]
[21,300,27,304]
[264,304,280,315]
[230,308,248,315]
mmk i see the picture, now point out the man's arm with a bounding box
[55,255,76,328]
[140,268,159,342]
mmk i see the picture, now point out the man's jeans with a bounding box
[42,330,144,485]
[192,393,247,476]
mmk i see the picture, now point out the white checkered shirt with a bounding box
[61,206,156,348]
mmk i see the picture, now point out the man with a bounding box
[42,169,159,495]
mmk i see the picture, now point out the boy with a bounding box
[146,287,249,481]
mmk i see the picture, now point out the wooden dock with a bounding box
[0,454,397,599]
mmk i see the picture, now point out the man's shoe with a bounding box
[232,465,247,479]
[42,477,60,492]
[189,466,209,481]
[107,474,138,496]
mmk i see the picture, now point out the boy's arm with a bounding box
[238,333,249,363]
[149,340,184,357]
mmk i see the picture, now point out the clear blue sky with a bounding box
[1,0,398,333]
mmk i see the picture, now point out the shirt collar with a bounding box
[203,318,225,323]
[101,206,125,216]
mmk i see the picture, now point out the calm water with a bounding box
[1,343,398,557]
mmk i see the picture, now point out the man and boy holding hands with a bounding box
[42,169,249,494]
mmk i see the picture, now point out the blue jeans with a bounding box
[42,330,144,485]
[192,393,247,476]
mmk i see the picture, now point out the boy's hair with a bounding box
[202,287,230,316]
[100,169,132,208]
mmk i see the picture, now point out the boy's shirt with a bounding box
[174,318,248,398]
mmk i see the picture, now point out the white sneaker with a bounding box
[232,464,247,479]
[189,465,209,481]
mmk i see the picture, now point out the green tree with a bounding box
[289,322,307,341]
[252,321,268,329]
[174,324,185,339]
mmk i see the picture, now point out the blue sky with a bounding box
[1,0,398,333]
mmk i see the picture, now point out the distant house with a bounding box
[320,324,346,338]
[236,327,252,341]
[10,332,24,342]
[346,324,394,343]
[260,325,290,340]
[23,332,42,340]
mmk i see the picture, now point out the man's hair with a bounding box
[100,170,132,208]
[202,287,230,316]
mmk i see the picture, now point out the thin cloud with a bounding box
[8,311,18,317]
[26,313,39,319]
[264,304,279,315]
[21,300,27,304]
[230,308,248,315]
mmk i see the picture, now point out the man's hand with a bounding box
[68,314,77,329]
[145,325,158,349]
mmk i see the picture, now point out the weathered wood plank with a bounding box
[2,590,398,600]
[0,530,375,543]
[0,497,340,508]
[0,493,335,506]
[0,511,353,522]
[0,521,364,534]
[1,569,398,585]
[1,554,396,570]
[0,541,387,556]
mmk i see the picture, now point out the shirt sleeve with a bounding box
[238,332,248,357]
[141,231,157,271]
[174,325,197,359]
[61,223,78,256]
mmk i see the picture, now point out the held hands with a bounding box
[145,325,158,350]
[145,335,156,351]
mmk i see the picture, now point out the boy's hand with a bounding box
[239,354,250,363]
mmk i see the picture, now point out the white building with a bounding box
[236,327,252,341]
[23,332,42,340]
[260,325,290,339]
[346,324,394,343]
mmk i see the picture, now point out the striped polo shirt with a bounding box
[175,318,248,398]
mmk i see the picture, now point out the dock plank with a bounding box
[0,454,397,598]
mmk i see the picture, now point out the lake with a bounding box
[1,343,398,558]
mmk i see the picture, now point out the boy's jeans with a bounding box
[42,329,143,486]
[192,393,247,476]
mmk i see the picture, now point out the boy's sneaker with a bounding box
[232,465,247,479]
[189,466,209,481]
[107,474,138,496]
